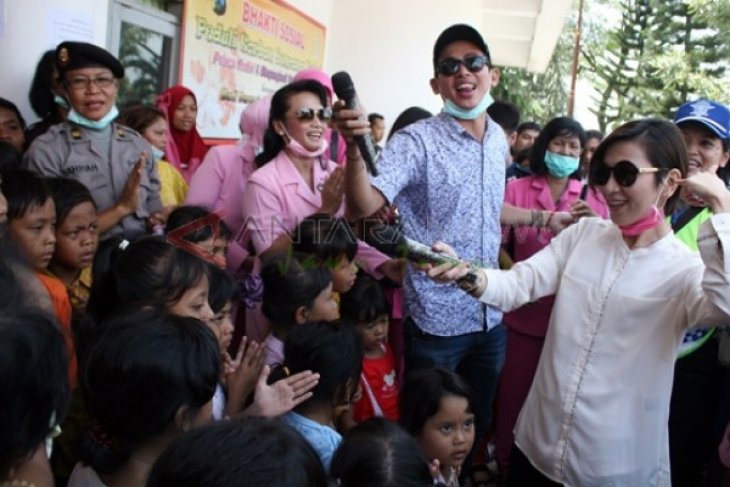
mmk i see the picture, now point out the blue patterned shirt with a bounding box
[372,112,507,336]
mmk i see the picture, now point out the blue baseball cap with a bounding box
[673,99,730,140]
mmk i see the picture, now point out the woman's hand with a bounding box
[424,242,468,282]
[244,366,320,418]
[548,211,575,233]
[678,172,730,213]
[377,258,405,285]
[319,166,345,215]
[570,200,597,220]
[118,152,146,215]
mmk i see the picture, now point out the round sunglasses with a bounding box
[590,159,663,187]
[294,107,333,122]
[436,54,490,76]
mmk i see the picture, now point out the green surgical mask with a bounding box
[67,105,119,130]
[544,151,579,178]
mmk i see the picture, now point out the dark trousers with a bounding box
[403,318,506,442]
[506,446,562,487]
[669,334,721,487]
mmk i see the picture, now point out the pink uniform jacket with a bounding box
[502,175,609,337]
[185,96,271,274]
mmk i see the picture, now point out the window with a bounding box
[108,0,180,106]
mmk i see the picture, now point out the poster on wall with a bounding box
[180,0,326,140]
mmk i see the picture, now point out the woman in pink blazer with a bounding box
[242,79,397,342]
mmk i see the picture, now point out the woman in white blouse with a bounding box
[428,118,730,486]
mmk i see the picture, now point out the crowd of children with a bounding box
[2,24,730,487]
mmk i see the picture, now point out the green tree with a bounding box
[583,0,730,132]
[117,24,167,106]
[491,15,574,124]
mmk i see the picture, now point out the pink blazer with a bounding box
[502,175,609,337]
[186,96,271,274]
[186,144,256,274]
[242,151,388,274]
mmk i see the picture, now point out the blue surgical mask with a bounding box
[54,95,70,110]
[544,151,579,179]
[151,147,165,161]
[442,91,494,120]
[67,105,119,130]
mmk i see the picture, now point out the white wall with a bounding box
[0,0,110,124]
[0,0,495,135]
[325,0,485,136]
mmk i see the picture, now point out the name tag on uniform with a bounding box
[61,164,100,176]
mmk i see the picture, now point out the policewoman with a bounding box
[24,42,162,240]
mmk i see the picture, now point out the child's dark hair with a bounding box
[1,308,70,476]
[339,274,388,325]
[0,141,22,173]
[207,264,239,314]
[292,214,358,266]
[1,169,52,220]
[78,308,219,474]
[46,177,96,225]
[84,236,212,341]
[282,321,362,409]
[399,367,475,438]
[165,205,215,243]
[217,218,231,240]
[147,418,329,487]
[260,252,332,334]
[330,417,432,487]
[0,98,27,131]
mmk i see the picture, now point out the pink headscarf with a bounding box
[239,95,272,164]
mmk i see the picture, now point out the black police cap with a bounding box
[56,42,125,79]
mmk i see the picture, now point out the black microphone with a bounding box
[331,71,379,177]
[360,220,479,286]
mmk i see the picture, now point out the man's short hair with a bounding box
[487,101,520,133]
[517,121,541,134]
[368,113,384,125]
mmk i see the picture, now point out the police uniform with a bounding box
[24,122,163,240]
[23,41,162,240]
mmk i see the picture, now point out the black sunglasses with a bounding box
[590,159,663,187]
[436,55,490,76]
[295,107,332,122]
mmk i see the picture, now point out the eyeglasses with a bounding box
[66,75,116,91]
[590,159,663,187]
[294,107,333,122]
[436,55,490,76]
